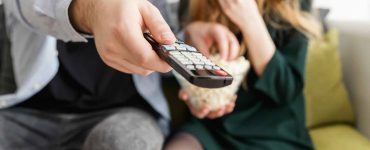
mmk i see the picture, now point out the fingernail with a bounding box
[161,32,175,43]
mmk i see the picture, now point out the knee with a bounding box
[83,108,164,150]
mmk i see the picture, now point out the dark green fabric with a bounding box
[180,1,313,149]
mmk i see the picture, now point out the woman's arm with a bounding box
[218,0,276,76]
[219,0,309,104]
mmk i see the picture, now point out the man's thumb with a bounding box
[140,4,176,44]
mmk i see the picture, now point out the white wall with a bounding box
[314,0,370,21]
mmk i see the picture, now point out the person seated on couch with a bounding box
[165,0,322,149]
[0,0,176,150]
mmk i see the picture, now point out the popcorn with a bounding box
[174,55,250,111]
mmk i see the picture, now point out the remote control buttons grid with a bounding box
[195,65,204,70]
[205,65,213,70]
[192,53,203,57]
[176,39,185,44]
[175,44,187,51]
[167,44,227,74]
[186,65,196,70]
[185,45,197,52]
[162,45,176,51]
[169,51,181,55]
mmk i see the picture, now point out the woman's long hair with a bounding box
[187,0,322,46]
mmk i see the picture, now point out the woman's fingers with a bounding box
[180,90,237,119]
[207,95,237,119]
[186,101,210,119]
[210,25,230,60]
[227,31,240,60]
[178,89,189,101]
[226,95,237,113]
[207,107,226,119]
[209,24,239,61]
[179,89,210,119]
[193,41,211,57]
[225,102,236,114]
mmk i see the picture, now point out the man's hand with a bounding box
[69,0,176,75]
[185,22,239,61]
[179,90,237,119]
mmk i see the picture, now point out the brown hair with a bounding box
[187,0,322,41]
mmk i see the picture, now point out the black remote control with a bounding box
[144,32,233,88]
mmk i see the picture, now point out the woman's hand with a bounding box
[185,22,240,61]
[179,89,237,119]
[217,0,261,29]
[218,0,276,76]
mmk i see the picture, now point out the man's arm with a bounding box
[5,0,86,42]
[6,0,177,76]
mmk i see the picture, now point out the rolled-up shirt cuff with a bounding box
[55,0,87,42]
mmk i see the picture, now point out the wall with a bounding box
[314,0,370,22]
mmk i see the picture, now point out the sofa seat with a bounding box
[310,124,370,150]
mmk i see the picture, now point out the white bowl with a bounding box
[174,55,250,111]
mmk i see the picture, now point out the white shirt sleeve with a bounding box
[5,0,87,42]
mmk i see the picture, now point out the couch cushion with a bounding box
[310,124,370,150]
[304,30,355,128]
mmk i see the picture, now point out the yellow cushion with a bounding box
[305,30,355,128]
[310,124,370,150]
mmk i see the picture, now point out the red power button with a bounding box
[215,70,228,76]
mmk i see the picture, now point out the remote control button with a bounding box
[205,65,213,70]
[176,39,185,44]
[176,58,189,62]
[175,44,187,51]
[215,70,228,76]
[193,53,203,57]
[185,45,197,52]
[190,59,201,63]
[195,65,204,70]
[193,61,205,65]
[181,51,191,55]
[176,56,189,61]
[173,54,186,58]
[203,60,214,66]
[181,60,193,65]
[206,62,215,66]
[186,65,196,70]
[187,56,199,60]
[200,58,208,62]
[170,51,181,55]
[213,66,221,70]
[162,45,176,51]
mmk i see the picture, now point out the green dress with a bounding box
[180,1,314,149]
[182,29,313,150]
